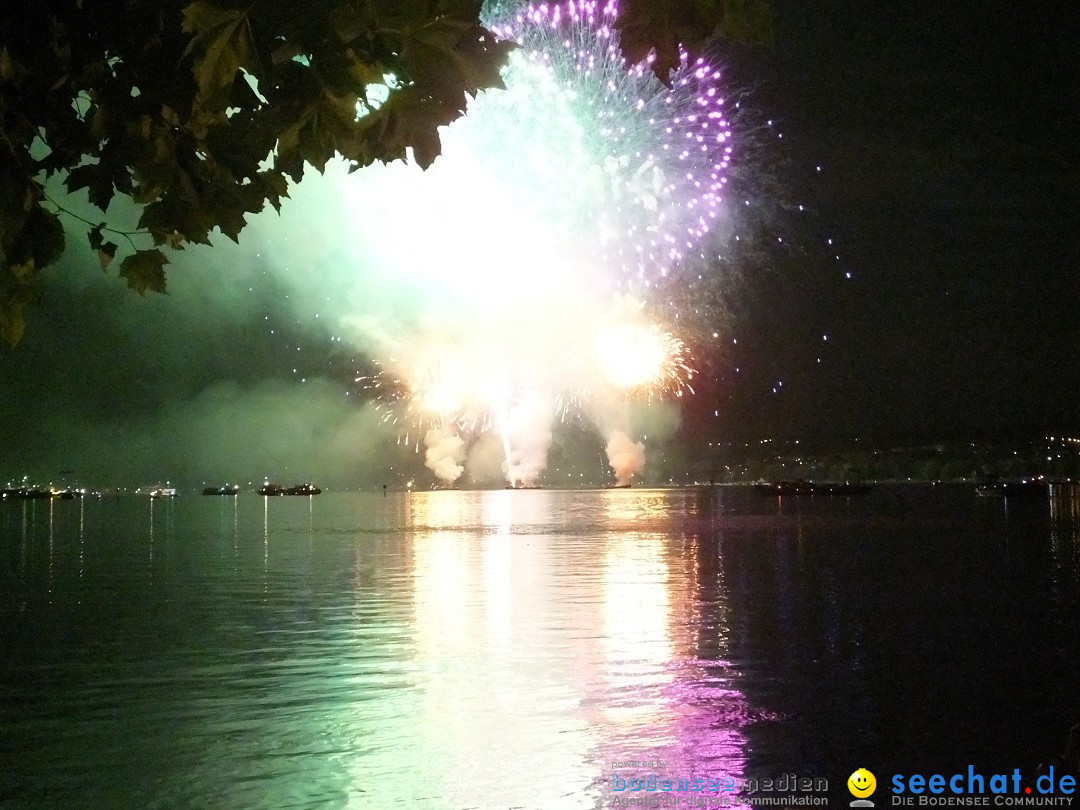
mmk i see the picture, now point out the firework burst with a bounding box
[366,301,694,449]
[343,0,732,484]
[477,0,734,288]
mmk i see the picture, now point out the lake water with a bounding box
[2,485,1079,809]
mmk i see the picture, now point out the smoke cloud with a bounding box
[501,400,554,487]
[605,431,646,486]
[424,428,466,484]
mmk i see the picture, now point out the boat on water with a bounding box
[202,484,240,496]
[2,486,95,500]
[975,477,1049,498]
[259,483,321,496]
[1,487,54,499]
[137,485,178,499]
[755,480,872,497]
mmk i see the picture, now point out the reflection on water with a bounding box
[401,492,597,806]
[602,530,675,732]
[1050,484,1080,558]
[1,486,1080,808]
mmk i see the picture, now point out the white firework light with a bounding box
[346,0,732,486]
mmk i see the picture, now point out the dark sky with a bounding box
[694,0,1080,445]
[2,1,1078,485]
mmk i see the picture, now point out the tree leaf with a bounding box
[343,47,391,88]
[25,207,64,270]
[88,223,104,252]
[256,170,289,212]
[271,40,306,66]
[0,300,26,347]
[0,46,26,85]
[98,242,117,270]
[213,206,248,242]
[119,249,169,295]
[372,86,458,169]
[329,5,367,44]
[400,20,513,111]
[182,1,257,97]
[66,163,115,212]
[9,258,34,282]
[138,195,189,240]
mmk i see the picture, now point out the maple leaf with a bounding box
[66,163,116,212]
[182,1,257,100]
[119,249,169,295]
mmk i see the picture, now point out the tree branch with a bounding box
[40,190,149,252]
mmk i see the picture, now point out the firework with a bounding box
[472,0,734,289]
[592,323,693,396]
[338,0,732,484]
[368,299,694,460]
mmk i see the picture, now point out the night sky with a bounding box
[707,0,1080,444]
[2,0,1078,486]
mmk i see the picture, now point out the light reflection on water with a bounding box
[399,492,596,807]
[1,486,1079,808]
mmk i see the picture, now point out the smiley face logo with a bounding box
[848,768,877,798]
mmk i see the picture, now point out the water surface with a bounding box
[2,485,1079,808]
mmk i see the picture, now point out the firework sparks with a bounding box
[481,0,734,287]
[340,0,732,485]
